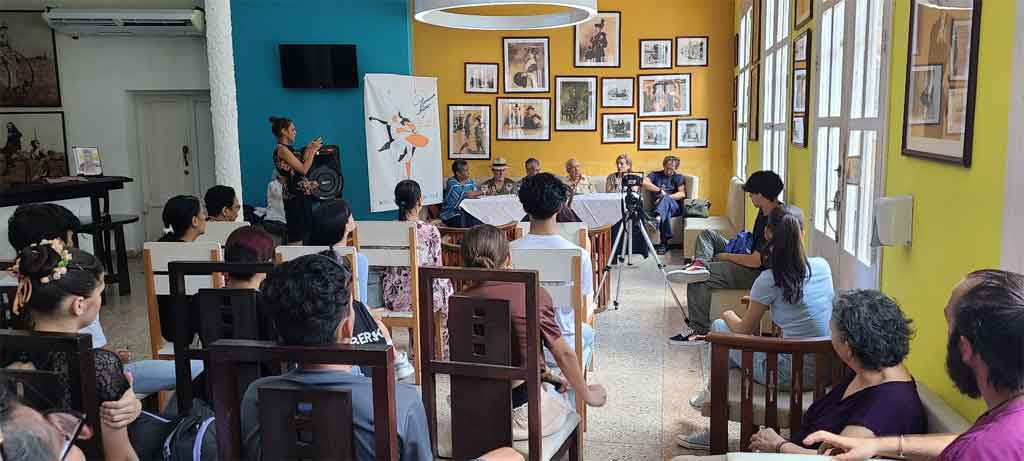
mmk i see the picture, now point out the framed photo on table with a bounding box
[71,147,103,176]
[638,120,672,150]
[555,76,597,131]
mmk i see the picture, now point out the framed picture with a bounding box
[676,118,708,149]
[555,76,597,131]
[496,97,551,141]
[902,0,980,167]
[950,19,971,81]
[749,63,760,141]
[676,36,709,67]
[464,63,499,93]
[639,39,673,69]
[0,111,68,184]
[602,113,635,144]
[638,120,672,150]
[792,68,808,113]
[794,30,811,63]
[794,0,813,30]
[600,77,634,108]
[447,104,491,160]
[791,116,807,147]
[574,11,620,67]
[638,73,691,117]
[72,147,103,176]
[503,37,550,93]
[0,11,61,107]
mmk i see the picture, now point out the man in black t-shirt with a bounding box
[667,170,803,342]
[642,155,688,254]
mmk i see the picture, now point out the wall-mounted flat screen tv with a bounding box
[279,44,358,89]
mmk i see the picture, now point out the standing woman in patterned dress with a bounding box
[270,116,323,244]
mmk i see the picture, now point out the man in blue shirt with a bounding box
[642,155,687,254]
[241,254,431,460]
[440,159,484,227]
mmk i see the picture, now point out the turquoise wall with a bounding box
[231,0,411,219]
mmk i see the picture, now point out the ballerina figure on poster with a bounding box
[368,111,430,180]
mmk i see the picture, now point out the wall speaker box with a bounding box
[308,144,343,201]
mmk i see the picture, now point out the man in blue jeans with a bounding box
[642,155,687,255]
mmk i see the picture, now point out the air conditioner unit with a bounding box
[43,8,205,37]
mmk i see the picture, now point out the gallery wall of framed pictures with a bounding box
[791,29,811,148]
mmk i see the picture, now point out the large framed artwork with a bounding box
[794,0,813,30]
[464,63,499,94]
[555,76,597,131]
[638,73,691,117]
[902,0,981,167]
[0,11,61,107]
[602,113,635,144]
[639,39,673,69]
[600,77,634,108]
[676,36,709,67]
[676,118,708,149]
[503,37,550,93]
[638,120,672,150]
[574,11,620,68]
[0,111,68,184]
[496,97,551,141]
[447,104,491,160]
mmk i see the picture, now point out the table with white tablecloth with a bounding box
[459,193,628,228]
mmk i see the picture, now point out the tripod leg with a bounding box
[635,218,688,317]
[595,221,628,298]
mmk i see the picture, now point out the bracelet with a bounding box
[774,439,790,453]
[898,434,905,458]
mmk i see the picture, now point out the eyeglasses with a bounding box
[3,380,92,460]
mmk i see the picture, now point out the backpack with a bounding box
[128,401,217,461]
[724,230,754,254]
[683,198,711,218]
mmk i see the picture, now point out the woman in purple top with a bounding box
[672,290,927,460]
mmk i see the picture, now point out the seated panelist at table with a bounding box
[440,159,484,228]
[562,158,597,195]
[605,153,636,193]
[479,157,517,196]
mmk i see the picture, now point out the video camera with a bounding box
[619,172,647,219]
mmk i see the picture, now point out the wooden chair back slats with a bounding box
[197,288,265,399]
[208,340,397,461]
[448,296,514,458]
[706,333,846,454]
[143,242,223,361]
[587,225,612,309]
[438,226,468,245]
[441,242,462,267]
[196,221,250,246]
[0,329,104,459]
[498,221,519,242]
[259,386,355,460]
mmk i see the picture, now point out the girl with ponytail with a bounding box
[158,195,206,242]
[383,180,453,317]
[5,241,143,461]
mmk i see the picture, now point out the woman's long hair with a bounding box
[10,244,104,329]
[394,180,421,221]
[766,206,808,304]
[460,225,509,288]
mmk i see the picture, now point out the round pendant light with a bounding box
[414,0,597,31]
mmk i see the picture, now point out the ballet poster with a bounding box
[364,74,443,213]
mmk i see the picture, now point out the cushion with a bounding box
[436,400,580,460]
[917,383,971,434]
[700,368,815,427]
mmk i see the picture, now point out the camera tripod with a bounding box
[595,185,686,314]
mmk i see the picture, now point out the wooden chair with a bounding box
[207,339,398,460]
[515,221,588,247]
[143,242,223,361]
[165,261,274,415]
[440,241,462,267]
[498,220,519,241]
[438,225,468,245]
[0,329,104,459]
[587,225,613,310]
[703,332,847,454]
[195,220,250,246]
[417,267,581,461]
[509,249,592,435]
[275,245,361,302]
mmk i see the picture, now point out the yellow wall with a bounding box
[881,0,1013,420]
[413,0,736,211]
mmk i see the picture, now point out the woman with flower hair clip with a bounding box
[4,241,142,461]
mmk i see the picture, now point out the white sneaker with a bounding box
[666,266,711,284]
[394,351,415,381]
[688,388,708,410]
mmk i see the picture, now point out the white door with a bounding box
[811,0,891,290]
[136,93,214,241]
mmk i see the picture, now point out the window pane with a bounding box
[815,126,831,233]
[858,130,877,263]
[829,1,846,117]
[851,0,869,119]
[765,0,775,48]
[843,130,862,254]
[776,46,788,124]
[779,0,791,41]
[819,6,834,116]
[764,53,774,124]
[743,11,752,66]
[865,0,883,118]
[826,126,840,239]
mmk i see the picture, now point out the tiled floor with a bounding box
[101,251,727,460]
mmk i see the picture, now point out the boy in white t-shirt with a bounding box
[511,173,595,358]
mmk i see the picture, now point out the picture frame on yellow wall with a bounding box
[496,97,551,141]
[638,73,691,117]
[465,63,499,94]
[574,11,621,68]
[639,39,673,69]
[638,120,672,150]
[555,76,597,131]
[794,0,812,30]
[791,115,806,147]
[676,118,708,149]
[602,113,635,144]
[447,104,491,160]
[503,37,550,93]
[601,77,634,108]
[794,30,811,63]
[675,36,708,67]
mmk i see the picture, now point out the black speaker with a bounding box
[308,144,343,201]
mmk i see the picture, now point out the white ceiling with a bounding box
[5,0,202,9]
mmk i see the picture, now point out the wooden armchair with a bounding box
[0,329,104,459]
[207,339,398,460]
[703,332,847,454]
[417,267,580,461]
[586,225,612,310]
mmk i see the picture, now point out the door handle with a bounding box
[182,145,190,167]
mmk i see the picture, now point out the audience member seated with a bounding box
[383,180,453,352]
[479,157,517,196]
[440,159,484,228]
[460,225,606,438]
[604,153,649,259]
[155,195,206,345]
[241,255,431,460]
[523,157,542,178]
[0,380,90,461]
[7,203,108,349]
[223,226,277,340]
[673,290,926,459]
[805,270,1024,460]
[204,185,240,222]
[259,175,288,242]
[513,173,595,359]
[308,199,414,380]
[669,171,803,342]
[562,158,597,194]
[4,243,143,461]
[604,153,634,193]
[641,155,687,255]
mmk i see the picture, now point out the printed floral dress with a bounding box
[382,220,454,345]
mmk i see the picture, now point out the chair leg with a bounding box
[571,426,582,460]
[114,226,131,296]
